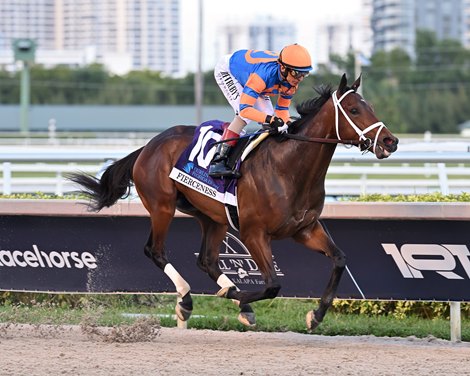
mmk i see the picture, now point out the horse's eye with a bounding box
[350,108,359,115]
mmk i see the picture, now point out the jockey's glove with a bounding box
[265,115,289,135]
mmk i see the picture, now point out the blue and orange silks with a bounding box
[229,49,296,124]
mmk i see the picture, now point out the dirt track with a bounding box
[1,323,469,375]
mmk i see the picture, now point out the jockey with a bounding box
[209,43,313,178]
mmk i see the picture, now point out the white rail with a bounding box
[0,149,469,196]
[326,163,470,195]
[0,162,103,196]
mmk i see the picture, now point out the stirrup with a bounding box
[209,162,240,178]
[209,142,241,178]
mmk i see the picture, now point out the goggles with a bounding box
[288,69,309,79]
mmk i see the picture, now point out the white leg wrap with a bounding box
[217,274,239,291]
[164,263,190,297]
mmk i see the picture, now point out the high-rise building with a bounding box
[461,0,470,47]
[216,17,297,58]
[0,0,56,50]
[415,0,462,41]
[314,22,365,68]
[0,0,180,75]
[371,0,415,57]
[371,0,467,58]
[248,17,296,52]
[309,2,369,69]
[361,0,374,57]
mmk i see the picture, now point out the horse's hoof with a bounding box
[238,312,256,327]
[216,286,230,298]
[175,302,192,321]
[306,310,320,331]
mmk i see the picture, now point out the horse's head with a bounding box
[333,74,398,159]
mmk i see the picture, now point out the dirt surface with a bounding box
[0,323,469,376]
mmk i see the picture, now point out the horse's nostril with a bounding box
[383,137,397,146]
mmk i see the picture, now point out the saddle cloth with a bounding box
[169,120,239,207]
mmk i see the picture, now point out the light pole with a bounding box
[13,39,36,135]
[354,51,363,96]
[194,0,204,125]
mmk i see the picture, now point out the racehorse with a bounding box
[69,74,398,330]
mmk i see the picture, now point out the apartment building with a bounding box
[0,0,180,75]
[371,0,467,57]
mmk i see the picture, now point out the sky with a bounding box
[180,0,363,73]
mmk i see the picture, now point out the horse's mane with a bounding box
[290,84,334,131]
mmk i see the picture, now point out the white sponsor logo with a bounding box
[382,243,470,280]
[0,244,97,269]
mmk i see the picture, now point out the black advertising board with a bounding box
[322,219,470,301]
[0,215,469,301]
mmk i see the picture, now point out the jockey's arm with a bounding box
[274,94,293,123]
[239,73,273,124]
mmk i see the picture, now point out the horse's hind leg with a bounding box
[143,212,194,321]
[134,145,194,322]
[293,221,346,331]
[193,213,256,327]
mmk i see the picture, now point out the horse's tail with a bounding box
[68,147,144,211]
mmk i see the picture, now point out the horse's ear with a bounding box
[338,73,348,94]
[351,74,362,92]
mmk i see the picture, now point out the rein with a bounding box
[282,133,368,146]
[213,131,367,147]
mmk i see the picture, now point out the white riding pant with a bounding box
[214,54,274,125]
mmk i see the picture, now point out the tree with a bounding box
[1,38,470,135]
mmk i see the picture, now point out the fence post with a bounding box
[3,162,12,195]
[360,174,367,195]
[437,163,449,195]
[55,171,63,196]
[450,301,461,342]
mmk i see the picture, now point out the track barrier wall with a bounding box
[0,200,469,302]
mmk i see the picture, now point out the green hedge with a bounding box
[331,299,469,319]
[1,192,469,202]
[347,192,470,202]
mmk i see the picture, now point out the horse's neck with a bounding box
[294,110,337,178]
[259,110,337,196]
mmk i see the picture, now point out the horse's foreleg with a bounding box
[294,221,346,331]
[163,263,192,321]
[195,216,256,326]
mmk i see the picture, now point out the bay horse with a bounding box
[69,74,398,330]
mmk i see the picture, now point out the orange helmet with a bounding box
[278,44,312,72]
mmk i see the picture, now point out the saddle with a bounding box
[221,127,268,177]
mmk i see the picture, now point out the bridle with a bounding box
[284,90,387,153]
[332,89,386,154]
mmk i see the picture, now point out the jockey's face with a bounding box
[281,65,308,86]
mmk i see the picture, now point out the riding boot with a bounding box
[209,143,241,178]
